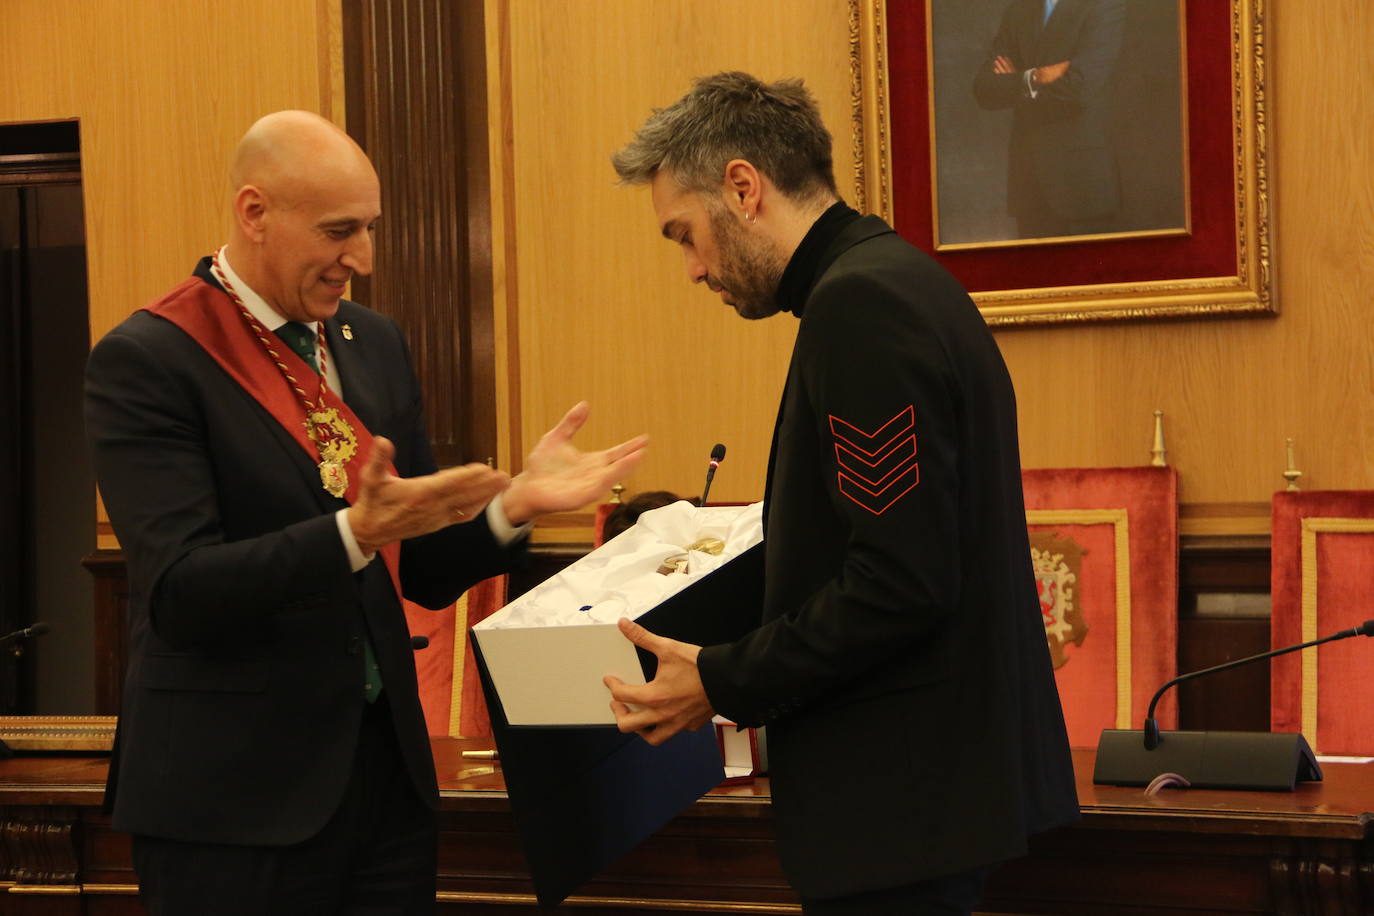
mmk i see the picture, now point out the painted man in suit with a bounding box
[606,73,1077,915]
[85,110,645,915]
[973,0,1127,240]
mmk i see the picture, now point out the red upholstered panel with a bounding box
[1027,521,1120,748]
[405,574,509,738]
[1022,467,1179,748]
[404,597,457,737]
[1270,492,1374,755]
[455,575,509,738]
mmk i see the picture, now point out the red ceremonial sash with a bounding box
[144,276,402,596]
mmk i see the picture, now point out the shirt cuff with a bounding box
[336,508,374,573]
[1023,68,1039,99]
[486,493,533,547]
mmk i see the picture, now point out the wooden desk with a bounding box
[3,743,1372,914]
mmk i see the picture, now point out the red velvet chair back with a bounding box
[404,574,509,738]
[1022,467,1179,747]
[1270,491,1374,755]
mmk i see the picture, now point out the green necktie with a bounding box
[275,321,318,373]
[273,322,384,703]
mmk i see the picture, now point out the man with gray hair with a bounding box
[604,72,1077,915]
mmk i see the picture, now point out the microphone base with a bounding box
[1094,729,1323,791]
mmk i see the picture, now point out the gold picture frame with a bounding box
[850,0,1274,327]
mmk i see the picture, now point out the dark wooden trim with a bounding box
[455,0,497,468]
[341,0,498,468]
[489,0,522,471]
[6,747,1374,914]
[0,154,79,167]
[0,154,80,189]
[0,190,26,715]
[81,552,128,716]
[1175,540,1273,732]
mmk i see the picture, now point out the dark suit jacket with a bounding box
[973,0,1126,223]
[85,259,521,845]
[696,217,1078,899]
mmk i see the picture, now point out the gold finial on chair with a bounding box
[1149,410,1168,467]
[1282,438,1302,491]
[610,483,625,504]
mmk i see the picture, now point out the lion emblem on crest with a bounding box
[1029,530,1089,669]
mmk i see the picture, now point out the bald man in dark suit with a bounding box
[86,110,645,915]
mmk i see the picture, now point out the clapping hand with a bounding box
[501,402,648,525]
[347,436,511,555]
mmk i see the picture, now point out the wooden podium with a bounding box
[4,741,1374,914]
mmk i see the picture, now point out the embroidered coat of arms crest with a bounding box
[1028,530,1089,669]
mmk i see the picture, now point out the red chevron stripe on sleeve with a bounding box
[828,405,919,515]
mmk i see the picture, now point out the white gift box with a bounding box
[471,501,764,726]
[467,501,767,905]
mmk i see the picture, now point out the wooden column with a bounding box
[341,0,497,468]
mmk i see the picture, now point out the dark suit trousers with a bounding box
[799,865,994,916]
[133,695,437,915]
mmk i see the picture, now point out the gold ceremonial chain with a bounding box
[209,253,359,497]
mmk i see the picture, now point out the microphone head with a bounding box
[709,443,726,462]
[27,621,50,637]
[1360,620,1374,637]
[410,635,430,650]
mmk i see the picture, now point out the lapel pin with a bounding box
[341,323,354,340]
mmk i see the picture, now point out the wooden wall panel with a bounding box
[498,0,856,504]
[0,0,330,347]
[6,0,1370,525]
[495,0,1374,521]
[0,0,334,545]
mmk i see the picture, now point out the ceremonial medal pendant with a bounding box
[320,460,349,498]
[305,407,359,498]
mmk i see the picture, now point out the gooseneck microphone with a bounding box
[0,621,50,646]
[700,443,726,506]
[1142,618,1374,750]
[1095,618,1374,790]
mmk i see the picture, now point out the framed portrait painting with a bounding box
[851,0,1273,326]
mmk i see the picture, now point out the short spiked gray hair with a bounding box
[612,71,837,202]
